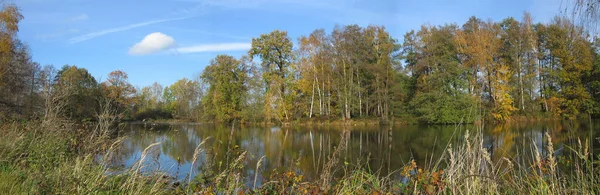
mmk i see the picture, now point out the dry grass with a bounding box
[1,94,599,195]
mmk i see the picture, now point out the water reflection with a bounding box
[110,120,599,185]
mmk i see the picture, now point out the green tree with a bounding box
[201,55,248,122]
[54,65,100,120]
[166,78,201,120]
[545,18,594,117]
[585,38,600,115]
[402,24,477,123]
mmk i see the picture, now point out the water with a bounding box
[108,120,600,185]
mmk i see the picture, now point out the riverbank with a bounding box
[1,118,598,194]
[137,113,585,127]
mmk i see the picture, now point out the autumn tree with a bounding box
[297,29,333,119]
[499,13,538,112]
[248,30,294,122]
[102,70,136,118]
[455,17,517,121]
[0,4,23,88]
[0,5,40,119]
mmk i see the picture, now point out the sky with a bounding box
[15,0,565,88]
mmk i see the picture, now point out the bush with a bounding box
[133,108,173,121]
[409,92,479,124]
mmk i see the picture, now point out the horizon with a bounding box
[17,0,562,87]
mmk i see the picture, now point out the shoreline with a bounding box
[128,114,586,127]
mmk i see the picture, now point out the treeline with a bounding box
[2,4,599,124]
[167,13,600,124]
[135,13,600,124]
[192,13,600,123]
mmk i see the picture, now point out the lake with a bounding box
[108,120,600,186]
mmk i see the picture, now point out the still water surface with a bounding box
[110,120,599,185]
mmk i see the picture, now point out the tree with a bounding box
[499,14,538,112]
[166,78,201,120]
[239,57,266,122]
[297,29,333,119]
[365,25,396,121]
[0,4,23,88]
[545,18,594,117]
[248,30,294,122]
[402,24,477,123]
[585,38,600,115]
[0,39,42,118]
[102,70,136,118]
[568,0,600,31]
[455,17,517,121]
[54,65,100,120]
[201,55,248,122]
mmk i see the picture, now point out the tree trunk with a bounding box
[518,56,525,111]
[309,78,315,118]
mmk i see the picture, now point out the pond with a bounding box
[108,120,600,186]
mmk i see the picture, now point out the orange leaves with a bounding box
[0,5,22,34]
[399,160,446,195]
[546,96,565,117]
[0,5,23,86]
[102,70,136,107]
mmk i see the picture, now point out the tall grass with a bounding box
[0,95,179,194]
[1,100,598,195]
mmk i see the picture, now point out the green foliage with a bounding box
[54,65,101,120]
[409,92,478,124]
[132,108,172,120]
[201,55,248,122]
[543,18,595,117]
[165,78,201,120]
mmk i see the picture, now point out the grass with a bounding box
[0,113,598,194]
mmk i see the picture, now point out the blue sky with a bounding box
[16,0,563,88]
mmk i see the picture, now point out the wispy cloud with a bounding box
[129,32,176,55]
[174,43,251,53]
[173,0,392,27]
[68,16,189,43]
[69,14,88,22]
[36,28,81,41]
[161,26,251,40]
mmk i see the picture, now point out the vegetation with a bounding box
[0,2,599,194]
[4,3,600,124]
[2,115,599,194]
[134,14,598,124]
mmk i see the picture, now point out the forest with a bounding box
[2,10,599,124]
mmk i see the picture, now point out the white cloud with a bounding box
[129,32,176,55]
[70,14,88,22]
[174,43,251,53]
[68,16,189,43]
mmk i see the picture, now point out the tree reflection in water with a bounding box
[108,120,600,186]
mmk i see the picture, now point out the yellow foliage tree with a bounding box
[0,4,23,87]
